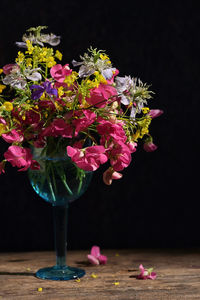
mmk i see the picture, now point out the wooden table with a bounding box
[0,249,200,299]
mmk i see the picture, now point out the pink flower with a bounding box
[110,141,132,171]
[50,64,72,83]
[72,110,96,136]
[136,264,157,280]
[103,167,123,185]
[148,109,164,119]
[127,141,137,153]
[86,84,117,108]
[23,110,40,125]
[0,117,7,125]
[3,64,19,75]
[4,145,40,171]
[97,119,127,144]
[42,119,73,138]
[67,145,108,171]
[87,246,107,265]
[106,69,119,84]
[143,141,157,152]
[2,129,24,143]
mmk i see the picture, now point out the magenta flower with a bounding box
[127,141,137,153]
[143,141,157,152]
[97,119,127,144]
[50,64,72,83]
[2,129,24,143]
[42,119,73,138]
[103,167,122,185]
[87,246,107,265]
[109,141,132,171]
[67,145,108,171]
[148,109,163,119]
[86,84,117,108]
[72,110,96,136]
[136,264,157,280]
[4,145,40,171]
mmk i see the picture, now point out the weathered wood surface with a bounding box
[0,249,200,299]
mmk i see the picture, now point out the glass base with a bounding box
[35,265,85,281]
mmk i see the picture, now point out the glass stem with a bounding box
[53,205,68,267]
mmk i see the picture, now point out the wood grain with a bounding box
[0,249,200,299]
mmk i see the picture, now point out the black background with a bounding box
[0,1,199,251]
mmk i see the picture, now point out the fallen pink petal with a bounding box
[136,264,157,280]
[87,254,100,265]
[87,246,107,265]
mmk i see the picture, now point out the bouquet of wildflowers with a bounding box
[0,26,163,185]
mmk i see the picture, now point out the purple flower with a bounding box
[30,81,58,100]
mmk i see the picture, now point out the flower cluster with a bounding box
[0,26,163,183]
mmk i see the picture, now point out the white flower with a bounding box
[72,61,95,78]
[101,68,116,80]
[24,68,42,81]
[115,76,151,118]
[115,76,135,93]
[72,48,116,80]
[2,68,27,90]
[16,26,60,47]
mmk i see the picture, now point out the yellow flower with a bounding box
[64,71,78,86]
[0,84,6,93]
[58,86,64,97]
[55,50,63,61]
[113,282,120,286]
[132,130,140,141]
[138,116,152,138]
[86,78,99,89]
[142,107,150,114]
[37,287,43,292]
[55,101,63,111]
[2,102,13,112]
[0,69,3,75]
[0,123,7,135]
[15,51,25,64]
[46,56,56,68]
[40,92,46,100]
[100,53,111,64]
[26,58,32,68]
[25,40,34,55]
[38,47,48,62]
[94,71,107,85]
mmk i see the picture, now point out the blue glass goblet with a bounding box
[28,146,92,280]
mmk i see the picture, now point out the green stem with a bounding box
[46,172,56,202]
[62,177,73,196]
[54,164,73,196]
[50,162,58,196]
[77,178,83,195]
